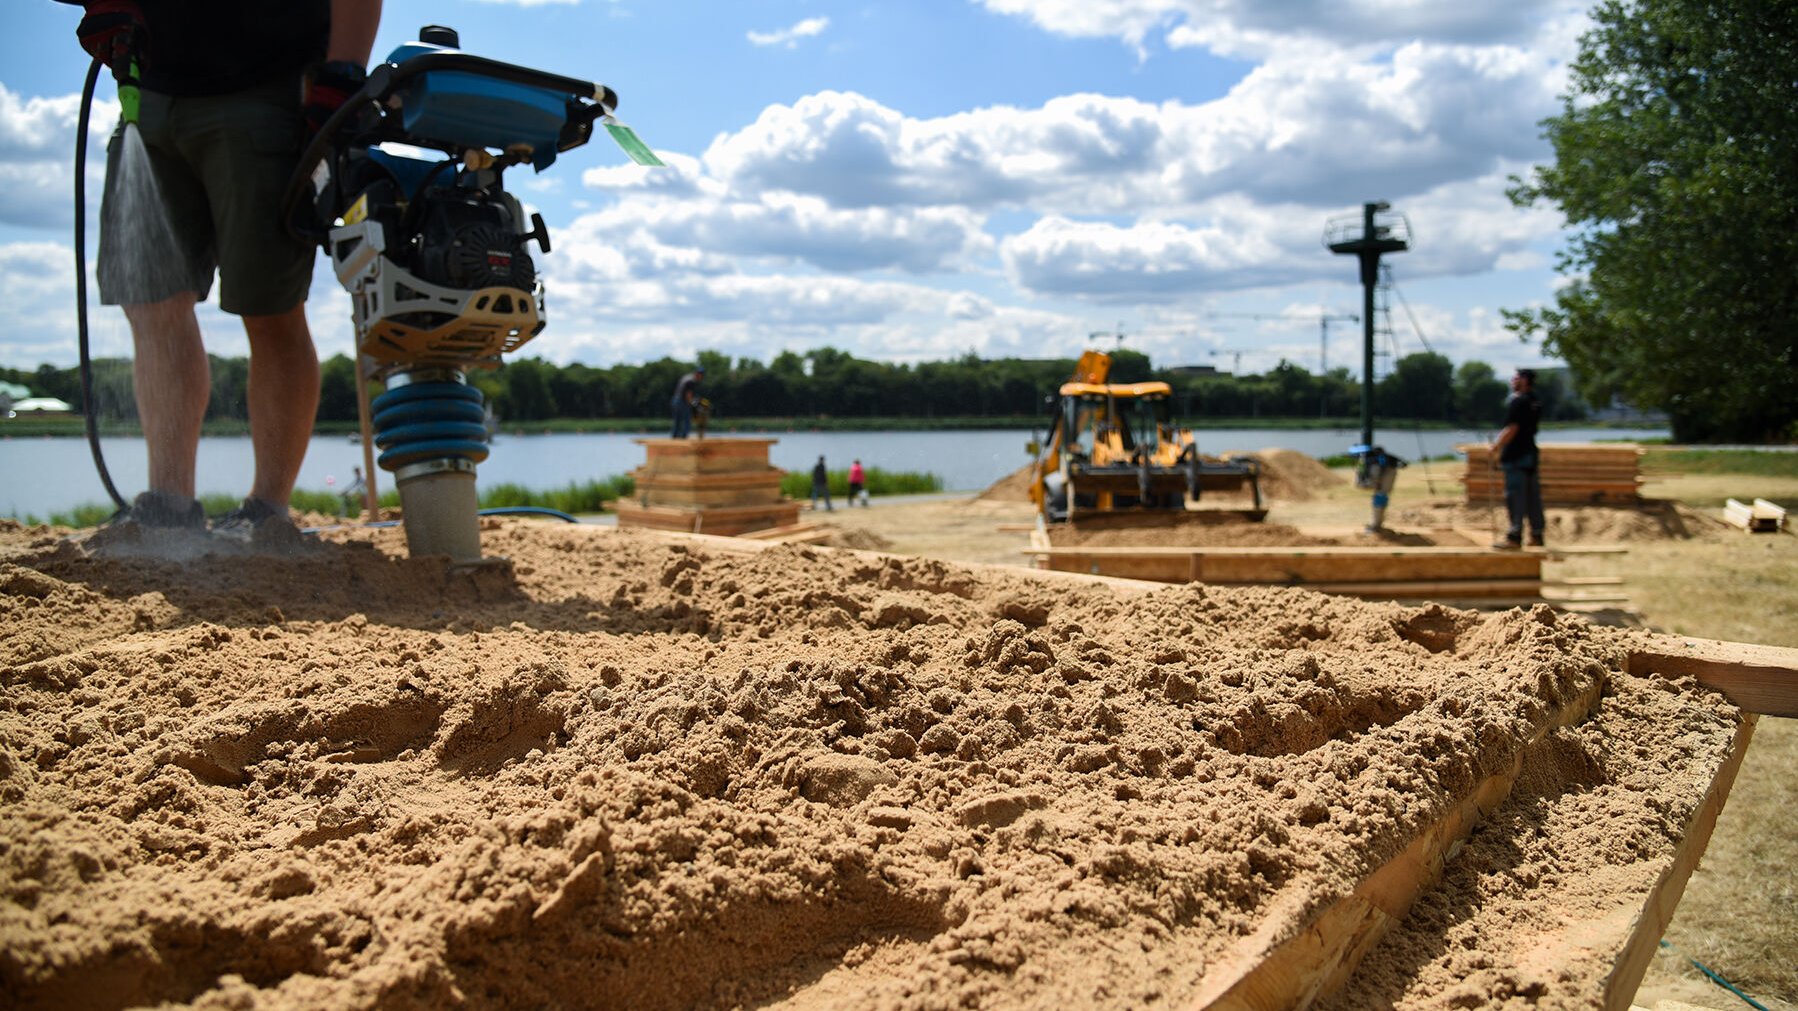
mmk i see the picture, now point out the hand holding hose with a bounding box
[76,0,146,80]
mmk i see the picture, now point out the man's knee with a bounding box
[242,304,315,350]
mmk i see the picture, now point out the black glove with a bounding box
[302,60,367,137]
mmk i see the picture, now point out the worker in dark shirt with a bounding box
[68,0,383,543]
[670,366,704,439]
[1490,368,1545,548]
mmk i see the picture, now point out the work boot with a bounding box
[86,490,206,549]
[1525,533,1545,547]
[211,497,305,550]
[1491,535,1522,551]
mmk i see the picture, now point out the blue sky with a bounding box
[3,0,1588,377]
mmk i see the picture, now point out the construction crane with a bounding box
[1089,323,1128,348]
[1207,347,1257,374]
[1207,310,1359,375]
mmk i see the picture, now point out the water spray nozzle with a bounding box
[114,59,141,125]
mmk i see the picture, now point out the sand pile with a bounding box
[973,465,1036,503]
[1387,500,1721,544]
[0,519,1741,1009]
[1232,448,1346,502]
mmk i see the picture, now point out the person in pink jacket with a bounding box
[848,459,868,507]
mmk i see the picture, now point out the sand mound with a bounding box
[1387,500,1722,544]
[820,527,898,551]
[973,464,1036,503]
[0,519,1739,1009]
[1235,448,1346,502]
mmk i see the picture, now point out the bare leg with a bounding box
[123,294,208,500]
[242,304,319,509]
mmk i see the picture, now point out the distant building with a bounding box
[7,397,75,417]
[1165,365,1222,377]
[0,380,27,412]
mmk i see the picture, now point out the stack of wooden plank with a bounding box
[1724,497,1788,533]
[615,437,802,536]
[1459,441,1644,505]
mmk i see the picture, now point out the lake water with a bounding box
[1,426,1671,519]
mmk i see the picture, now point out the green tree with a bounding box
[1376,352,1454,421]
[1452,361,1508,426]
[317,354,361,422]
[1506,0,1798,441]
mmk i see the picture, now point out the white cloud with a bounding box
[980,0,1584,59]
[747,17,830,49]
[0,84,114,230]
[700,34,1563,215]
[1001,212,1307,300]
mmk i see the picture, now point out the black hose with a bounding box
[74,57,128,513]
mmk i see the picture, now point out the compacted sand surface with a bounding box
[0,518,1745,1009]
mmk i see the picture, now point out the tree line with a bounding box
[4,348,1589,429]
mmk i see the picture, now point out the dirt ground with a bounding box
[1,451,1793,1010]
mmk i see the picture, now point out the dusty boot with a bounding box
[211,498,306,550]
[85,491,207,552]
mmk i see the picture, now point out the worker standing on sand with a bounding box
[670,366,704,439]
[1490,368,1545,549]
[810,456,833,511]
[848,458,867,507]
[67,0,384,545]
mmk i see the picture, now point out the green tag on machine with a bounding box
[602,116,664,167]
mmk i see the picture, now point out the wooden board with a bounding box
[1191,678,1608,1009]
[1628,635,1798,717]
[1026,545,1543,593]
[1603,716,1758,1009]
[614,500,802,537]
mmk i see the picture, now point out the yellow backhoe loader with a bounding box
[1029,351,1262,524]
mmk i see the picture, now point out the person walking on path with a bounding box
[810,456,833,512]
[1490,368,1545,549]
[338,465,365,516]
[670,366,704,439]
[848,458,867,507]
[68,0,383,544]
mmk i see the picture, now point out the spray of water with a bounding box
[106,123,188,297]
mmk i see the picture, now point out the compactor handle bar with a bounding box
[283,52,620,242]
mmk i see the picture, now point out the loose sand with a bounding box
[0,516,1747,1010]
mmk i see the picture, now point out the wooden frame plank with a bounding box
[1602,716,1758,1009]
[1628,636,1798,717]
[1192,679,1608,1010]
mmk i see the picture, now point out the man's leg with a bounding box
[1501,464,1526,543]
[242,304,319,509]
[1525,468,1546,543]
[124,294,209,500]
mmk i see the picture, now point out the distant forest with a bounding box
[3,347,1590,427]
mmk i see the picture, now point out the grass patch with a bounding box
[779,468,942,500]
[1644,446,1798,478]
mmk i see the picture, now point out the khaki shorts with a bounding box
[98,80,314,316]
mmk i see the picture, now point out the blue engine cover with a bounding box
[387,40,571,170]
